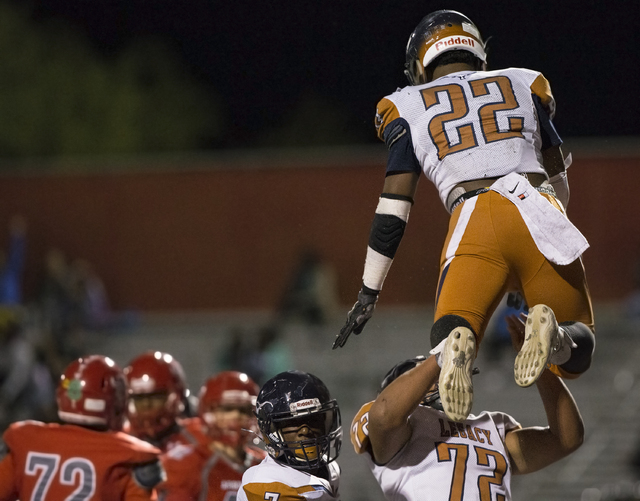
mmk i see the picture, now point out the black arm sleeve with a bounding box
[383,118,422,176]
[533,95,562,150]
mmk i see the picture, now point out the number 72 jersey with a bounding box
[351,402,521,501]
[375,67,559,210]
[0,420,161,501]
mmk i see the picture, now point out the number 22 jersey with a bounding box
[375,67,559,210]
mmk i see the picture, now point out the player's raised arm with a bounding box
[503,313,585,474]
[333,171,419,349]
[368,355,440,464]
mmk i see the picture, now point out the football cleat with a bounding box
[514,304,574,387]
[437,327,476,422]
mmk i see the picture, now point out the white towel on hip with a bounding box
[490,172,589,265]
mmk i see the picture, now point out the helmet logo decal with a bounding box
[84,398,106,412]
[130,376,156,393]
[423,35,486,68]
[66,379,83,402]
[221,389,256,405]
[289,398,321,413]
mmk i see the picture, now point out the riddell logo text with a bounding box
[435,37,475,52]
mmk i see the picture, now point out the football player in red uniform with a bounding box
[0,355,164,501]
[124,351,207,452]
[159,371,266,501]
[334,9,595,423]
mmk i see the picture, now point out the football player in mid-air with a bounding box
[236,370,342,501]
[0,355,164,501]
[124,351,207,452]
[334,9,595,423]
[351,313,584,500]
[158,371,266,501]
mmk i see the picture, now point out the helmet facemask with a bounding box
[258,400,342,472]
[127,391,183,441]
[202,402,258,449]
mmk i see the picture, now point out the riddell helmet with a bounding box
[198,371,260,448]
[255,371,341,472]
[56,355,127,431]
[404,10,486,85]
[124,351,187,441]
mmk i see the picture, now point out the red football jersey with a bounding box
[0,420,161,501]
[159,443,266,501]
[123,417,209,454]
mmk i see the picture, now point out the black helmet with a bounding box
[380,356,479,411]
[255,371,341,471]
[380,356,444,410]
[404,10,486,85]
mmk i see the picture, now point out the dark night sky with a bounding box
[25,1,640,148]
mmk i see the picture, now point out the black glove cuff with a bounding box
[361,284,380,296]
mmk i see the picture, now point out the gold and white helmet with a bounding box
[404,10,487,85]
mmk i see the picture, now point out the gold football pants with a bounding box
[434,190,594,375]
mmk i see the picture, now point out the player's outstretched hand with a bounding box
[332,289,378,349]
[505,312,527,352]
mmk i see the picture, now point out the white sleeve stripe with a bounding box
[363,246,393,291]
[375,197,412,222]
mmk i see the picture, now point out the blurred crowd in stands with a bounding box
[0,215,138,432]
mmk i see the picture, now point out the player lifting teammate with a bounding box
[334,9,595,423]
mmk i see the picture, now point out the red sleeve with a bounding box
[123,474,154,501]
[0,453,18,501]
[157,445,202,500]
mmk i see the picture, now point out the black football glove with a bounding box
[507,292,526,310]
[332,287,379,349]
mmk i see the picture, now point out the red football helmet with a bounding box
[124,351,187,441]
[56,355,127,431]
[198,371,259,448]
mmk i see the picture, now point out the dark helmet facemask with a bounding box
[255,371,342,472]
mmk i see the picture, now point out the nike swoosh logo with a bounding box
[508,182,519,194]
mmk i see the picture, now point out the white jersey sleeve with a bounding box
[375,67,557,209]
[368,406,520,501]
[236,455,340,501]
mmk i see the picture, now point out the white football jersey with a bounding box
[351,402,520,501]
[375,67,556,208]
[236,454,340,501]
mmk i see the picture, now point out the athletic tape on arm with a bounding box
[362,196,412,291]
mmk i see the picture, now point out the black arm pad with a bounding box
[368,213,406,259]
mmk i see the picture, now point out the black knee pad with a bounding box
[431,315,475,349]
[559,322,595,374]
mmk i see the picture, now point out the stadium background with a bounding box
[1,1,639,500]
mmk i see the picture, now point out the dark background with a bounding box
[22,0,640,149]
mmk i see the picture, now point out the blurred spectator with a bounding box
[0,307,56,431]
[0,215,27,305]
[69,258,138,332]
[275,249,339,327]
[218,325,292,385]
[36,248,84,361]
